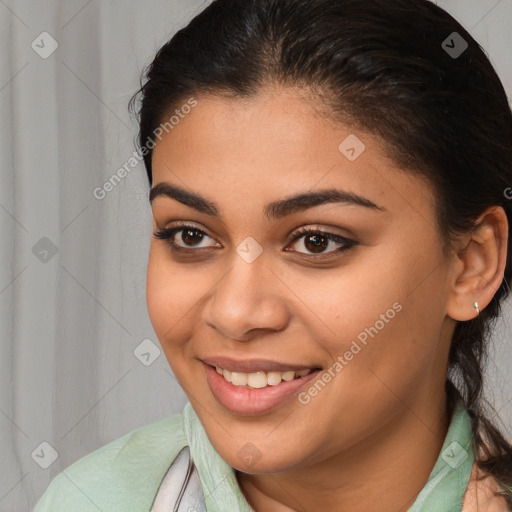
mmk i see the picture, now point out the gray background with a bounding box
[0,0,511,510]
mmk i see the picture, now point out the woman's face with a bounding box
[147,86,457,473]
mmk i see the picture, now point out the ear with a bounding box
[446,206,509,321]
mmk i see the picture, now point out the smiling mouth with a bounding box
[212,366,318,389]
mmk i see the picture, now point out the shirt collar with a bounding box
[182,398,473,511]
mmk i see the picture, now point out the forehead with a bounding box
[150,88,436,226]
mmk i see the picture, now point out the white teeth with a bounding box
[247,372,267,389]
[215,367,313,389]
[281,370,295,381]
[266,371,283,386]
[230,372,247,386]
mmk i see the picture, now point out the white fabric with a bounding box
[151,447,206,512]
[0,1,511,510]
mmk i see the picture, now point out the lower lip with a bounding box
[203,363,321,415]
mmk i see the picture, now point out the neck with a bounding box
[236,394,450,512]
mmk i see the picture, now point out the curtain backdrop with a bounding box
[1,1,511,510]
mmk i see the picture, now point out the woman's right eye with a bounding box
[153,224,219,252]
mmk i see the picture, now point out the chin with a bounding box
[212,438,309,475]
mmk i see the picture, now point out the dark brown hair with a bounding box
[130,0,512,503]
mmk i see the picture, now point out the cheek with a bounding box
[319,236,447,369]
[293,258,407,357]
[333,246,450,398]
[146,245,202,346]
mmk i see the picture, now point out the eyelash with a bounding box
[153,221,357,259]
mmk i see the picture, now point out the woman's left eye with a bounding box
[153,223,357,258]
[287,227,356,257]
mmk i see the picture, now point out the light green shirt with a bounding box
[34,399,473,511]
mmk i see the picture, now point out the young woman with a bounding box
[35,0,512,510]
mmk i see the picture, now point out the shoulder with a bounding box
[462,461,510,512]
[34,412,187,512]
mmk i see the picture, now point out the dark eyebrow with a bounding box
[149,182,386,220]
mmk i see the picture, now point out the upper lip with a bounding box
[202,357,320,373]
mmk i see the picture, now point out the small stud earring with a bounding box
[473,301,480,316]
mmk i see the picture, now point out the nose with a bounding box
[202,250,291,341]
